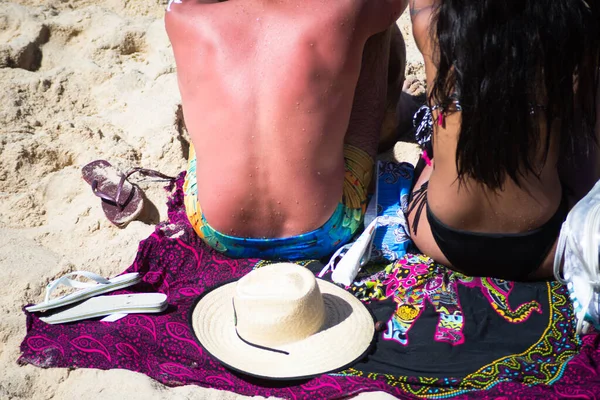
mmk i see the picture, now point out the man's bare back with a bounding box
[166,0,406,239]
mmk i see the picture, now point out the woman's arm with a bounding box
[409,0,436,19]
[596,78,600,151]
[557,78,600,202]
[409,0,438,90]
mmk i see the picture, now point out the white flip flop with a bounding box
[38,293,168,325]
[26,271,142,312]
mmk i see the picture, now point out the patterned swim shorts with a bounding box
[183,144,373,260]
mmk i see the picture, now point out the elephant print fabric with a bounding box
[369,254,542,346]
[347,253,575,384]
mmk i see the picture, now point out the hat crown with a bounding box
[234,263,325,347]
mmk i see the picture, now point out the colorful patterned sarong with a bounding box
[183,144,373,260]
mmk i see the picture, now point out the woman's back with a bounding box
[408,0,600,279]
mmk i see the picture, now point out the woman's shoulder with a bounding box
[409,0,436,55]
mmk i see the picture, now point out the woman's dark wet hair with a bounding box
[430,0,600,190]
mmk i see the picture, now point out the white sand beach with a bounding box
[0,1,423,398]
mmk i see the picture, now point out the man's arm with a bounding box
[362,0,409,35]
[346,1,410,159]
[344,28,393,160]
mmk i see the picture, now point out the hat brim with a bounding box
[189,277,375,380]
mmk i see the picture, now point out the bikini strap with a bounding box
[407,181,429,235]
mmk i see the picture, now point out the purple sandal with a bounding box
[81,160,175,227]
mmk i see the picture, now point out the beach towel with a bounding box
[368,160,414,262]
[19,172,600,399]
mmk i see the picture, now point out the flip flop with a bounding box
[26,271,142,312]
[38,293,168,325]
[81,160,175,227]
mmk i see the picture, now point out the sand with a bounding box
[0,2,423,399]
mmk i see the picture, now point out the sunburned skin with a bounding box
[166,0,408,238]
[167,0,181,12]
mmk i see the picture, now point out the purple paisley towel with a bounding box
[18,173,600,399]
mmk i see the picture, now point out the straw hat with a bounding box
[190,263,375,380]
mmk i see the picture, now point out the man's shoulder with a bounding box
[165,0,366,25]
[165,1,206,33]
[165,1,230,30]
[164,0,378,48]
[165,0,215,22]
[165,1,241,48]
